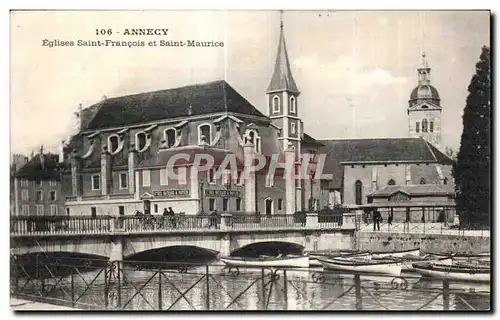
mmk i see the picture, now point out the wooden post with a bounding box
[442,279,450,310]
[354,274,362,310]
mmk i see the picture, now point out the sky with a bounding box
[10,10,490,156]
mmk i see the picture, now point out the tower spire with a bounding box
[417,52,431,85]
[267,10,300,94]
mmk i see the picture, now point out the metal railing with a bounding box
[358,221,490,237]
[10,216,112,236]
[10,255,490,311]
[11,213,349,237]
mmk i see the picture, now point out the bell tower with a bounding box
[267,11,302,153]
[408,53,443,149]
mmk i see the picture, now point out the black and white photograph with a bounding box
[8,9,491,311]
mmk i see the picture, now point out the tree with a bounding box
[444,146,457,161]
[453,46,491,229]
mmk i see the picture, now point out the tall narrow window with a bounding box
[272,96,280,113]
[266,173,274,187]
[35,180,42,187]
[142,170,151,187]
[92,174,100,190]
[290,122,296,134]
[154,204,158,213]
[50,205,58,215]
[49,180,56,187]
[21,190,29,201]
[422,119,428,132]
[165,128,177,148]
[416,122,420,133]
[209,199,215,211]
[289,96,296,113]
[49,190,57,201]
[108,135,120,154]
[388,179,396,186]
[430,121,434,133]
[119,173,128,189]
[160,168,168,186]
[178,167,187,185]
[222,198,229,212]
[198,124,212,145]
[355,180,363,205]
[443,177,448,185]
[36,205,44,216]
[236,198,242,211]
[136,132,147,152]
[278,199,283,210]
[91,207,97,217]
[22,205,29,215]
[207,168,216,184]
[36,191,43,201]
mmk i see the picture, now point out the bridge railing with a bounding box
[121,215,221,232]
[10,216,112,236]
[318,214,343,229]
[231,214,302,230]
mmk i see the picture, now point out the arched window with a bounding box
[355,180,363,205]
[135,132,147,152]
[164,128,177,148]
[420,178,427,185]
[422,119,428,132]
[388,179,396,185]
[244,129,261,153]
[443,177,448,185]
[272,96,280,113]
[289,96,296,113]
[108,135,120,154]
[198,124,212,145]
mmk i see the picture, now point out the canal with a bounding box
[11,257,490,311]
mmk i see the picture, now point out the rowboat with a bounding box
[317,257,402,276]
[219,255,310,268]
[422,251,490,262]
[376,255,452,272]
[412,262,490,282]
[371,248,420,259]
[308,251,372,267]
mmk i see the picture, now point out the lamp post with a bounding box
[199,182,205,215]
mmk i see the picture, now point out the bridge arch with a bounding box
[124,245,219,263]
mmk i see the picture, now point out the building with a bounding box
[319,53,456,220]
[59,19,326,217]
[11,148,65,216]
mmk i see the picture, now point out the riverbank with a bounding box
[10,297,79,311]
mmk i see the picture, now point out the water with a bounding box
[13,262,490,311]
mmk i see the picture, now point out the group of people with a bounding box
[132,207,221,229]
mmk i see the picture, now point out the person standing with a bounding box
[373,209,381,231]
[388,211,394,226]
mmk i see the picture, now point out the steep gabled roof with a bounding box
[85,80,267,131]
[14,153,60,180]
[302,133,323,147]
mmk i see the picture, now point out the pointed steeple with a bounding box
[267,11,300,95]
[417,52,431,85]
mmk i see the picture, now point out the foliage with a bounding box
[453,46,491,229]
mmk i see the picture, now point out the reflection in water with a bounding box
[12,259,490,311]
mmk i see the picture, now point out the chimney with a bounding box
[39,145,45,169]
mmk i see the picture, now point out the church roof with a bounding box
[302,133,323,146]
[266,24,299,94]
[14,153,61,180]
[410,84,440,102]
[84,80,266,131]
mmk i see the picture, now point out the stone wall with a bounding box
[355,231,490,254]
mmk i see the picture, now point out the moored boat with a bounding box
[371,248,420,259]
[317,257,402,276]
[422,251,490,262]
[309,252,372,267]
[219,255,310,268]
[377,255,452,272]
[412,262,490,282]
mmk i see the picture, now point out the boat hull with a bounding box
[318,258,402,276]
[309,253,372,267]
[413,264,490,282]
[371,248,420,259]
[219,256,310,268]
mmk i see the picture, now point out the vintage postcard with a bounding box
[9,10,491,311]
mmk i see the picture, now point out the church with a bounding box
[58,19,325,217]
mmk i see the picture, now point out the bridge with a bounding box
[10,213,358,260]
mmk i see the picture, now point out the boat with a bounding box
[308,251,372,267]
[317,257,402,276]
[371,248,420,259]
[219,255,310,268]
[412,262,490,282]
[376,255,452,272]
[422,251,490,262]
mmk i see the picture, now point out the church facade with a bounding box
[59,20,325,217]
